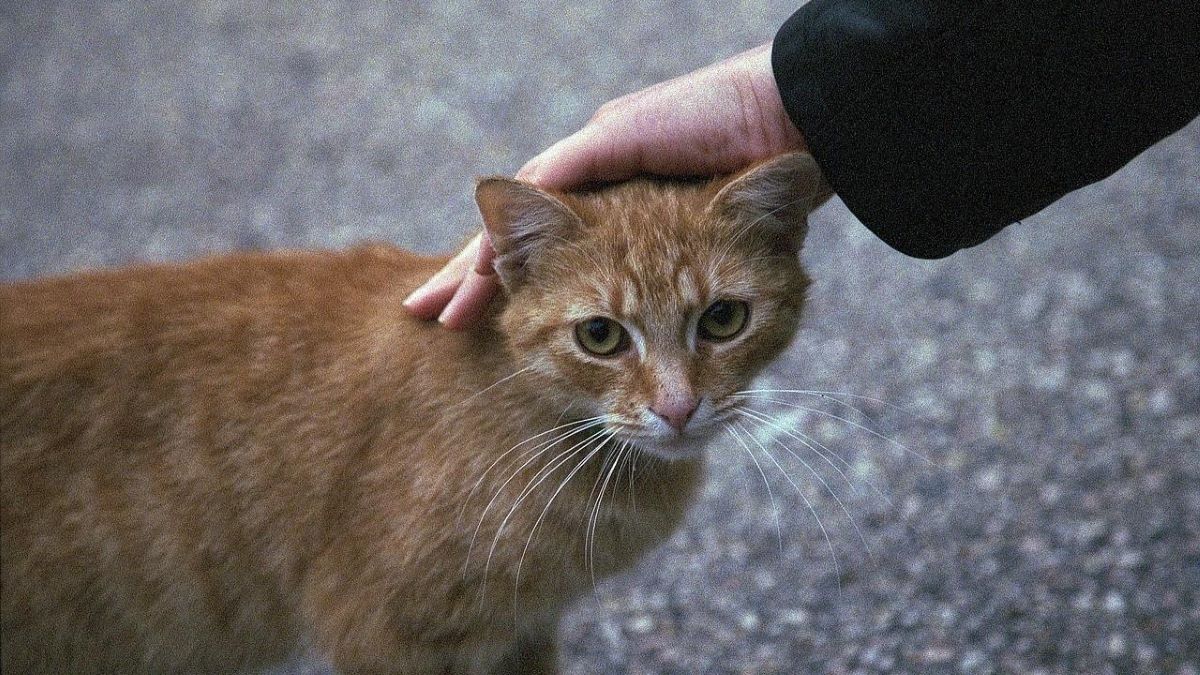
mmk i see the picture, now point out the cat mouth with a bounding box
[605,424,709,461]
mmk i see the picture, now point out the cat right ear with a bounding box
[475,177,584,289]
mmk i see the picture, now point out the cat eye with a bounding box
[574,317,629,357]
[697,300,749,341]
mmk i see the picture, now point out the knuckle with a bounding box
[591,98,622,122]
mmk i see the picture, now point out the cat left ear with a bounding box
[475,177,584,288]
[708,152,832,251]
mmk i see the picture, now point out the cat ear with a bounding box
[475,177,584,288]
[708,152,832,251]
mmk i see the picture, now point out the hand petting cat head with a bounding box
[475,153,827,459]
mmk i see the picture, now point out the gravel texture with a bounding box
[3,2,1198,674]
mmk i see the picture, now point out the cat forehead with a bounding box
[560,178,715,241]
[542,179,768,317]
[556,243,757,320]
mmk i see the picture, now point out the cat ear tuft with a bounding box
[475,177,584,288]
[708,152,832,251]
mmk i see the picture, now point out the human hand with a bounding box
[403,42,806,329]
[401,231,499,328]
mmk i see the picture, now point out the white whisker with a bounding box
[460,415,603,530]
[467,420,604,585]
[583,445,618,564]
[513,431,614,614]
[626,444,639,513]
[734,405,890,505]
[741,395,934,467]
[462,416,605,567]
[735,410,872,559]
[481,426,611,590]
[734,388,914,420]
[725,424,784,554]
[451,365,534,409]
[734,420,842,596]
[553,399,578,426]
[586,440,628,593]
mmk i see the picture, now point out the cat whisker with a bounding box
[553,399,578,426]
[735,394,934,467]
[625,443,639,513]
[483,417,607,495]
[460,415,603,535]
[605,421,645,434]
[724,424,784,554]
[733,388,915,421]
[580,447,615,595]
[465,418,605,578]
[606,442,635,568]
[451,365,535,409]
[733,405,889,504]
[734,410,873,560]
[733,420,843,596]
[585,440,628,594]
[478,427,611,601]
[460,413,600,523]
[513,431,615,616]
[582,442,618,546]
[463,414,602,509]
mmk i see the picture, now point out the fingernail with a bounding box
[402,287,426,308]
[437,307,460,330]
[472,259,495,276]
[436,295,461,328]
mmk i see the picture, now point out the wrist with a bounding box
[742,43,808,156]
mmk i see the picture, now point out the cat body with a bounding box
[0,154,826,673]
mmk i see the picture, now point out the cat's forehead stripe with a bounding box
[673,263,703,308]
[607,277,624,317]
[620,278,639,317]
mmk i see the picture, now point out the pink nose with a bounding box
[651,396,699,433]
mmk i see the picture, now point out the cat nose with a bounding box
[651,396,699,433]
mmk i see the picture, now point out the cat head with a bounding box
[476,153,827,460]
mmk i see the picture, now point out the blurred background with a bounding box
[2,2,1197,673]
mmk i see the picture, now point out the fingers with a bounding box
[402,233,483,321]
[519,121,643,191]
[472,231,497,274]
[440,230,502,329]
[403,231,503,330]
[436,264,502,330]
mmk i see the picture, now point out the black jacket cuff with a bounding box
[772,0,1200,258]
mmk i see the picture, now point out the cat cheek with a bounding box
[548,350,620,399]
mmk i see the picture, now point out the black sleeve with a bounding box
[772,0,1200,258]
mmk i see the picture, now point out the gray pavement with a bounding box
[2,2,1197,674]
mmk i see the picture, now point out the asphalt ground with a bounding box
[2,2,1197,673]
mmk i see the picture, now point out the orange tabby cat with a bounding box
[1,153,827,674]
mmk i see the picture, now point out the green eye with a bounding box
[574,317,629,356]
[698,300,749,341]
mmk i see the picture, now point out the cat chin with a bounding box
[630,435,709,462]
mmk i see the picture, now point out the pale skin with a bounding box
[402,42,810,329]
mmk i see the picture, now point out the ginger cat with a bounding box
[0,153,827,674]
